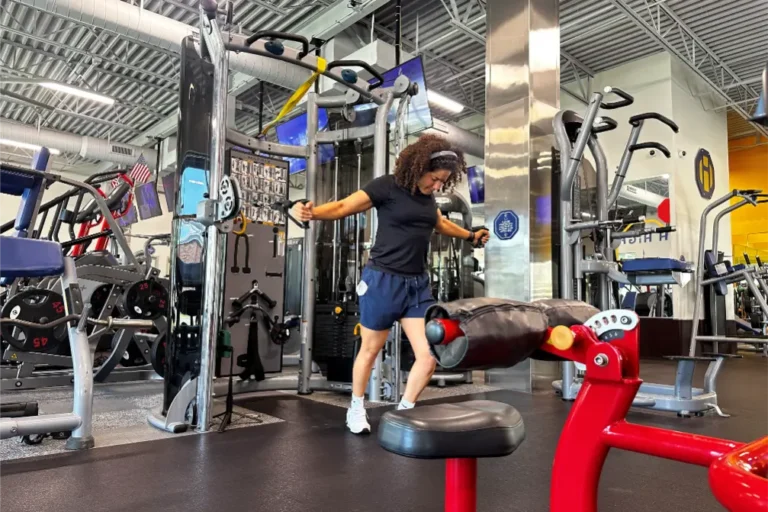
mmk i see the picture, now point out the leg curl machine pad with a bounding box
[425,298,598,370]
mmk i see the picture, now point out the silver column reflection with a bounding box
[196,10,230,432]
[484,0,560,392]
[298,92,320,394]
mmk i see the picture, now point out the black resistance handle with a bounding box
[245,31,310,59]
[326,60,385,90]
[270,198,310,229]
[629,142,671,158]
[600,87,634,109]
[629,112,680,133]
[592,116,618,133]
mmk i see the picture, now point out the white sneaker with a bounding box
[346,407,371,434]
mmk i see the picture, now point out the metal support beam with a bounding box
[608,0,768,138]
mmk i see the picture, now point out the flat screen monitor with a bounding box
[467,166,484,204]
[178,167,208,216]
[135,181,163,220]
[161,172,175,212]
[117,204,138,228]
[353,56,434,135]
[275,108,335,174]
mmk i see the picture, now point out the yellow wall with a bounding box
[729,137,768,264]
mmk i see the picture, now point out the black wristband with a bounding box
[466,230,475,242]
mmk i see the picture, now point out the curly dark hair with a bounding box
[394,134,466,194]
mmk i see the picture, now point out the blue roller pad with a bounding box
[0,169,36,196]
[0,237,64,278]
[622,258,691,273]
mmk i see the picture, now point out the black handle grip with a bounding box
[326,60,385,90]
[592,116,618,133]
[654,226,675,234]
[256,290,278,310]
[744,253,752,265]
[245,31,311,59]
[600,87,634,109]
[628,112,680,133]
[737,189,763,195]
[629,142,671,158]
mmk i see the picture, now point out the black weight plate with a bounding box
[0,289,67,353]
[150,333,166,377]
[111,336,146,367]
[123,280,169,320]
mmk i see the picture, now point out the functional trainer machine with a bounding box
[149,1,418,433]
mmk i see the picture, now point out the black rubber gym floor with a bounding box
[1,356,765,512]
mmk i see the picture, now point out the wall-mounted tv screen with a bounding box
[353,56,434,135]
[467,166,484,204]
[161,172,175,212]
[275,108,335,174]
[135,181,163,220]
[117,203,138,228]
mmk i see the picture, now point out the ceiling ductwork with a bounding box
[15,0,486,159]
[0,120,158,166]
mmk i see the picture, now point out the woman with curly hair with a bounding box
[296,133,489,434]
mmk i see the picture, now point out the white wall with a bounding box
[669,56,732,319]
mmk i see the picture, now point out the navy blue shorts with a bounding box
[357,266,434,331]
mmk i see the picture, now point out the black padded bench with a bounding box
[378,400,525,512]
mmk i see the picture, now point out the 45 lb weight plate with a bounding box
[0,289,67,353]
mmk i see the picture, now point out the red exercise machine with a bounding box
[70,173,134,256]
[379,307,767,512]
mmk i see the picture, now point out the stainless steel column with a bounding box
[484,0,559,392]
[196,14,229,432]
[299,92,320,394]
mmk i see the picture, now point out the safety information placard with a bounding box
[493,210,519,240]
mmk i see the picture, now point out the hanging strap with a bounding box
[259,56,328,136]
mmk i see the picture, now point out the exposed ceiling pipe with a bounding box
[425,118,484,159]
[15,0,365,92]
[15,0,486,159]
[0,119,158,166]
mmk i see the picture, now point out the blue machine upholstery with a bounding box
[622,258,690,273]
[704,250,729,296]
[1,149,55,284]
[0,237,64,278]
[621,291,638,310]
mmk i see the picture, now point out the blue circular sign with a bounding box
[494,210,519,241]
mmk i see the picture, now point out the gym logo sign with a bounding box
[493,210,519,241]
[695,148,715,199]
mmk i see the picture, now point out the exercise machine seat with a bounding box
[378,401,525,459]
[622,291,638,310]
[622,257,691,273]
[0,237,64,278]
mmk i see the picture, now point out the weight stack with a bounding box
[313,303,360,383]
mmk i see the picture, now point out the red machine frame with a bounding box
[71,173,134,256]
[429,313,768,512]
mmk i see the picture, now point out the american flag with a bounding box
[111,154,151,188]
[127,154,152,184]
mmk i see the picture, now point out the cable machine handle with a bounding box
[600,87,634,109]
[326,60,385,90]
[245,31,311,59]
[629,112,680,133]
[629,142,671,158]
[592,116,618,133]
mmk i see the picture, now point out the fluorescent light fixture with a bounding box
[40,82,115,106]
[0,139,61,155]
[427,90,465,114]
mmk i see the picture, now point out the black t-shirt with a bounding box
[362,175,437,275]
